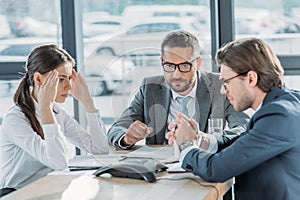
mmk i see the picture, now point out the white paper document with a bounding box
[123,145,177,163]
[68,146,179,170]
[68,154,121,168]
[166,162,185,173]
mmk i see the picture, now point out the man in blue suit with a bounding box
[166,38,300,199]
[107,30,250,149]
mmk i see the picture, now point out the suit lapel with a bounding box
[196,75,212,132]
[152,81,171,144]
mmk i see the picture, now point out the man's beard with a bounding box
[169,77,194,93]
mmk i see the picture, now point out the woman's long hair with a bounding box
[13,44,75,139]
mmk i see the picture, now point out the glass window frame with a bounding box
[1,0,299,76]
[210,0,300,75]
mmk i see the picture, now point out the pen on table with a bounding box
[172,122,180,158]
[118,156,154,161]
[69,166,100,171]
[164,160,179,164]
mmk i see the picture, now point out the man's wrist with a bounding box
[120,135,131,146]
[179,140,194,151]
[179,142,198,164]
[117,135,134,150]
[197,134,218,153]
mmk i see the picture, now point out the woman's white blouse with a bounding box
[0,102,109,189]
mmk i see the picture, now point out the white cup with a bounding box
[208,118,223,135]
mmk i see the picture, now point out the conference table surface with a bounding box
[2,145,233,200]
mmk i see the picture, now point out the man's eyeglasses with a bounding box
[161,57,198,73]
[221,71,248,90]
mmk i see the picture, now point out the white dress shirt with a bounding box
[167,77,198,127]
[179,133,218,164]
[118,78,199,148]
[0,101,109,189]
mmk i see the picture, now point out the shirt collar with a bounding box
[253,103,262,114]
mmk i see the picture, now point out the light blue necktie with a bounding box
[177,96,191,117]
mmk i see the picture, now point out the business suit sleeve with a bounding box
[182,102,295,182]
[107,79,146,148]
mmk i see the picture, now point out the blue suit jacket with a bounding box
[182,87,300,200]
[107,72,249,148]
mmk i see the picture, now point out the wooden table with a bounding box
[2,172,232,200]
[2,146,233,200]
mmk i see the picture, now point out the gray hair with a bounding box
[161,29,200,57]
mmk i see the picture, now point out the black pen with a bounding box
[69,166,100,171]
[164,160,179,164]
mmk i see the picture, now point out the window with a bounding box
[235,1,300,55]
[234,0,300,92]
[1,0,299,161]
[80,1,212,124]
[0,0,63,117]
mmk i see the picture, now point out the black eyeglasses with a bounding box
[161,57,198,73]
[221,71,248,90]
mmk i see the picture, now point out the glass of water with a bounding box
[208,118,223,135]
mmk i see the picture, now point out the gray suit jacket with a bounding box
[107,72,250,148]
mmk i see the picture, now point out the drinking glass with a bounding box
[208,118,223,135]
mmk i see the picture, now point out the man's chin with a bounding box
[233,104,245,113]
[55,99,66,104]
[172,88,185,93]
[171,84,185,93]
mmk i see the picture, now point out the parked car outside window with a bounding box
[83,12,123,37]
[83,54,135,96]
[85,17,210,57]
